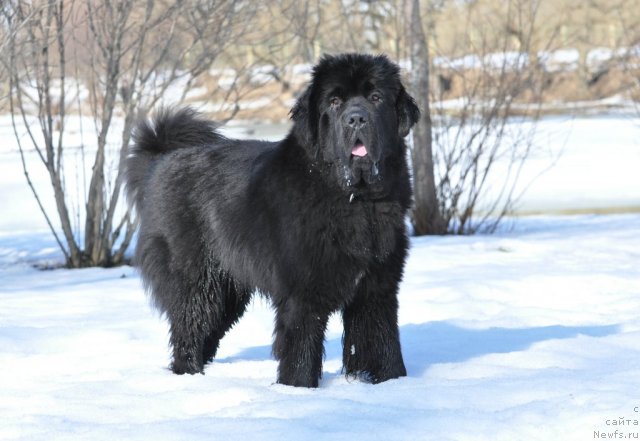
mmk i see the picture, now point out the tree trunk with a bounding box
[409,0,446,235]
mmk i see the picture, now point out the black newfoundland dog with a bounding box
[125,53,420,387]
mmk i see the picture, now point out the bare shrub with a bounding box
[1,0,257,267]
[426,0,549,234]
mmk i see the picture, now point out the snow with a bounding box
[431,113,639,216]
[485,114,640,214]
[434,52,528,71]
[538,49,580,72]
[1,112,640,440]
[435,47,637,73]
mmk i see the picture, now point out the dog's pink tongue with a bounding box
[351,142,368,157]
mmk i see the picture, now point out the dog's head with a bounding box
[291,53,419,196]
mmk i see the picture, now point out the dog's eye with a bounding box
[370,93,382,103]
[329,97,342,107]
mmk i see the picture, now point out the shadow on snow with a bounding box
[218,321,620,378]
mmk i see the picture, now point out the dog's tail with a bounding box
[124,107,222,213]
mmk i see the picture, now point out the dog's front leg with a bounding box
[272,298,329,387]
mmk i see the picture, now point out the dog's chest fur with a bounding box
[318,197,403,263]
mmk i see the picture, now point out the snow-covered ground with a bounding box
[491,113,640,214]
[1,113,639,440]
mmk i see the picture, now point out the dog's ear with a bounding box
[290,87,316,147]
[397,86,420,138]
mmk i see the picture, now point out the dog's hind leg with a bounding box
[201,274,252,364]
[165,277,213,375]
[164,262,250,374]
[135,236,209,374]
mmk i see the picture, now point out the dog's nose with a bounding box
[344,109,368,129]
